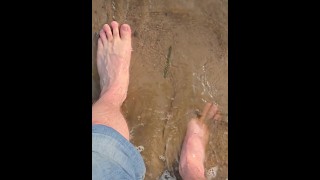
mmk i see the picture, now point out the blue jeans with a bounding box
[92,125,146,179]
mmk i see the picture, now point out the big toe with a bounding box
[120,24,131,40]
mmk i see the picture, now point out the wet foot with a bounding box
[179,103,220,180]
[97,21,132,105]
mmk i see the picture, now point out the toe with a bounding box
[110,21,120,38]
[120,24,131,40]
[206,104,218,120]
[103,24,113,41]
[99,29,107,45]
[199,103,213,122]
[213,113,222,121]
[98,38,103,48]
[97,38,103,56]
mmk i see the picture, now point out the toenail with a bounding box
[122,26,128,31]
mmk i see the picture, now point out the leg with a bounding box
[179,103,220,180]
[92,21,132,140]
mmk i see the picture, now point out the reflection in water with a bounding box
[92,0,228,179]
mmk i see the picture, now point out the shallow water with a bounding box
[92,0,228,179]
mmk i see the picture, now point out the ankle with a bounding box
[99,88,126,106]
[95,94,121,110]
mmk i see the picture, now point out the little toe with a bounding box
[97,38,103,49]
[103,24,113,41]
[99,29,107,45]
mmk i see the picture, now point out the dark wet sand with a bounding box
[92,0,228,179]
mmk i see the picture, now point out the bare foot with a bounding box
[92,21,132,140]
[179,103,220,180]
[97,21,132,105]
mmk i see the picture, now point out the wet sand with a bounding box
[92,0,228,179]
